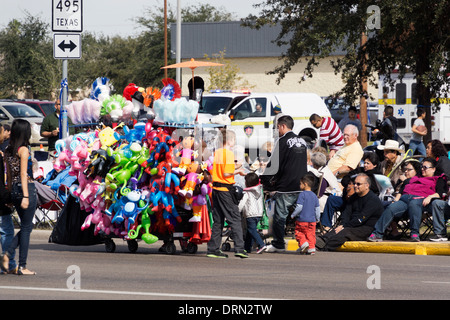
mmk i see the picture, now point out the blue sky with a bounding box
[0,0,261,37]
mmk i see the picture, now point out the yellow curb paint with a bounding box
[415,245,427,255]
[337,241,450,256]
[286,240,299,251]
[285,239,450,256]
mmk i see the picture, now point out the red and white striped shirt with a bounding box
[320,117,344,151]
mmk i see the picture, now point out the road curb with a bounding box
[286,239,450,256]
[35,229,450,256]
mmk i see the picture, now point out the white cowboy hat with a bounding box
[377,139,404,153]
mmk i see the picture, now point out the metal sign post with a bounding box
[60,60,69,139]
[52,0,83,139]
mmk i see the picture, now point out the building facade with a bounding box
[171,21,377,99]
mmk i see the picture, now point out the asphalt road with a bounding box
[1,230,450,303]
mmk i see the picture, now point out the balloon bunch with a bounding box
[153,97,199,125]
[66,99,102,125]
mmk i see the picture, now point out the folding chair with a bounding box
[34,185,68,228]
[420,210,434,240]
[420,190,450,240]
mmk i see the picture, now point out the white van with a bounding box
[199,92,331,150]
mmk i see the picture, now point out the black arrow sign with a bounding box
[58,40,77,52]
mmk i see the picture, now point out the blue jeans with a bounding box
[321,195,344,228]
[272,192,299,249]
[6,183,37,269]
[244,217,265,252]
[431,200,450,235]
[373,194,427,237]
[0,214,16,270]
[409,139,426,159]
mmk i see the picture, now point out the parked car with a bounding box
[323,97,379,127]
[18,99,55,117]
[0,101,46,145]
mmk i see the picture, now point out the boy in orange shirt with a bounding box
[207,129,247,258]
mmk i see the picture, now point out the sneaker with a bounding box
[367,233,383,242]
[234,251,249,259]
[296,242,309,254]
[307,248,316,255]
[410,234,420,242]
[256,245,267,254]
[206,250,228,258]
[430,234,448,242]
[265,244,285,253]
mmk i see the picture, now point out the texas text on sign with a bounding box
[52,0,83,33]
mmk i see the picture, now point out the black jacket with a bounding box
[262,131,307,192]
[340,190,383,229]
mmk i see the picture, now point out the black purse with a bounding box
[10,182,24,204]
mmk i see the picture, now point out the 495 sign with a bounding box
[52,0,83,32]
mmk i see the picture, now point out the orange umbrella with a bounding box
[161,58,224,93]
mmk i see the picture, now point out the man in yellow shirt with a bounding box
[327,124,364,178]
[207,129,247,258]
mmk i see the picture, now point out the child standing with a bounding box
[291,175,320,255]
[239,172,266,254]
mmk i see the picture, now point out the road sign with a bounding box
[52,0,83,32]
[53,33,82,59]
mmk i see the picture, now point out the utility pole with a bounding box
[360,31,368,148]
[176,0,181,84]
[164,0,168,79]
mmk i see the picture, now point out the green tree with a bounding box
[204,49,254,91]
[244,1,450,140]
[0,13,59,98]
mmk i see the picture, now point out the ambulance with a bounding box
[378,73,450,145]
[198,91,331,151]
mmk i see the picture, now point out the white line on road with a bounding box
[422,281,450,285]
[0,285,277,300]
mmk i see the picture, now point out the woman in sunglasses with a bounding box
[425,139,450,179]
[368,158,446,242]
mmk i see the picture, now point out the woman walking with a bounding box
[1,119,38,275]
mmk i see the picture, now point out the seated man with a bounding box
[316,173,384,251]
[34,166,76,206]
[327,124,364,178]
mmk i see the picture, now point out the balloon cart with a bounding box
[102,202,212,255]
[50,78,223,256]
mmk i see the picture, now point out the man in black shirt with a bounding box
[316,173,383,251]
[262,115,307,252]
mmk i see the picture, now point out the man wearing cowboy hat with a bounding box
[377,139,405,189]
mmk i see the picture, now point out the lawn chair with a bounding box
[34,185,69,228]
